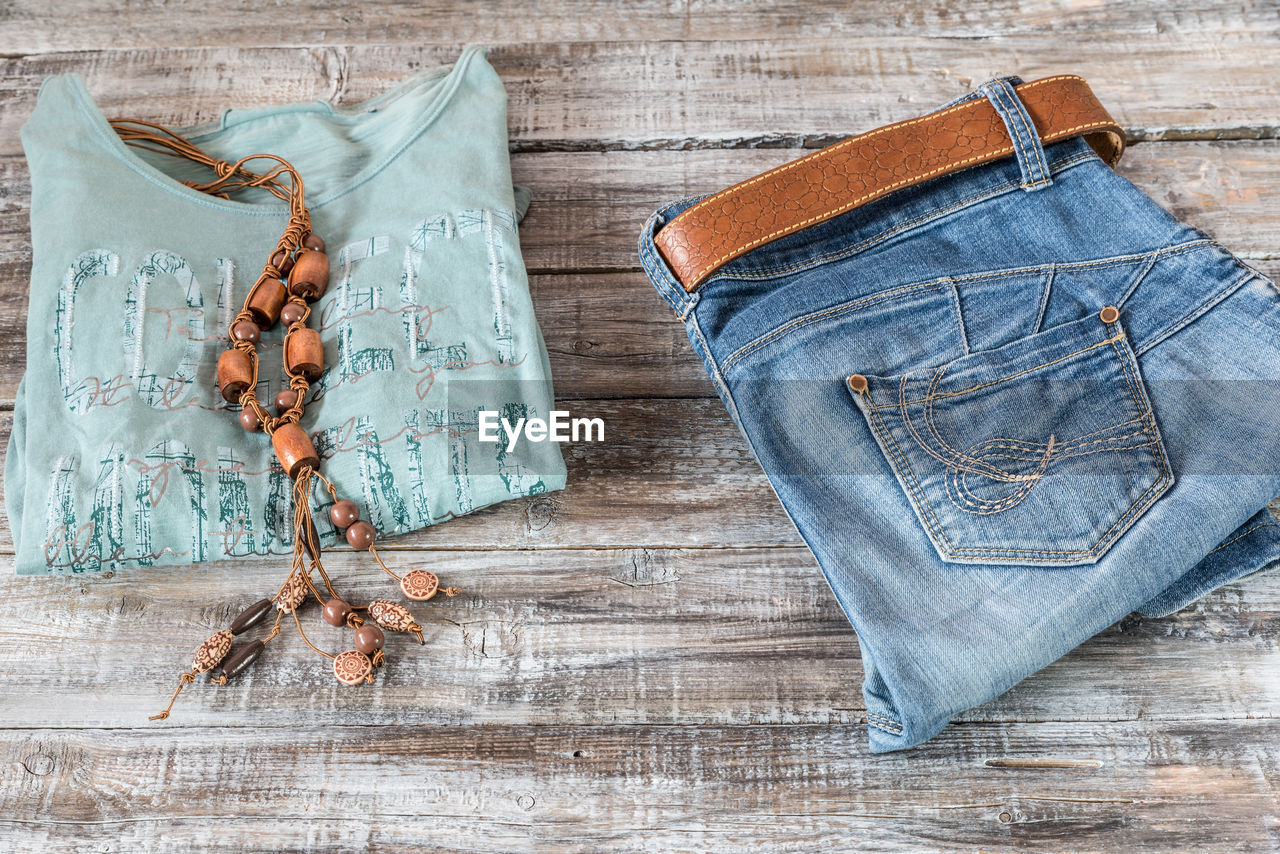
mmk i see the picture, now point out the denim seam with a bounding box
[721,278,951,376]
[687,310,742,429]
[720,239,1212,379]
[864,334,1124,411]
[855,326,1172,559]
[866,712,905,734]
[640,201,698,318]
[1134,269,1258,359]
[711,151,1099,285]
[1116,249,1162,310]
[985,81,1051,189]
[1206,521,1280,556]
[995,80,1051,185]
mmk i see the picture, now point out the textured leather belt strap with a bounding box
[655,74,1125,292]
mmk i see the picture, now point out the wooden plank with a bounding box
[1,40,1278,157]
[2,0,1277,53]
[0,144,1278,406]
[0,720,1276,851]
[0,545,1275,729]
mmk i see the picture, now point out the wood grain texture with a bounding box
[0,721,1277,852]
[1,39,1278,157]
[0,548,1276,730]
[3,3,1280,850]
[3,0,1277,51]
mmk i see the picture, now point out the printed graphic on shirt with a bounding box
[39,208,558,572]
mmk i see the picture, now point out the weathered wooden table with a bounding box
[1,3,1277,851]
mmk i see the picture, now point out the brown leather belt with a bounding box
[654,75,1125,292]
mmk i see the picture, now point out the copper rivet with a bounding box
[849,374,869,394]
[1099,305,1119,324]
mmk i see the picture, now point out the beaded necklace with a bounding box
[108,119,458,720]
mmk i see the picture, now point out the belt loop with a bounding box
[979,78,1053,191]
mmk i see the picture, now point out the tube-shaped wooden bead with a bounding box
[284,327,324,381]
[217,348,253,403]
[288,249,329,301]
[210,639,265,682]
[271,422,319,478]
[246,277,288,328]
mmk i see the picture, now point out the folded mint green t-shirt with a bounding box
[7,46,566,574]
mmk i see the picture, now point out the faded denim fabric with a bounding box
[639,77,1280,752]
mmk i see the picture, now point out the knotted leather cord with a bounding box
[109,118,313,433]
[118,117,454,719]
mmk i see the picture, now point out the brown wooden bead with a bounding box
[345,520,376,550]
[245,277,288,328]
[272,422,319,479]
[354,624,385,655]
[230,598,274,635]
[333,649,373,685]
[322,598,353,627]
[271,249,294,275]
[329,499,360,529]
[280,300,306,327]
[231,320,260,344]
[274,388,300,415]
[288,249,329,300]
[211,639,264,682]
[274,570,309,613]
[285,327,324,382]
[192,629,234,674]
[304,233,325,252]
[239,407,262,432]
[217,348,253,403]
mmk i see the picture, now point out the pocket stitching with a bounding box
[857,326,1173,560]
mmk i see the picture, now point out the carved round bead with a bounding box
[246,277,288,328]
[368,600,419,633]
[192,629,234,674]
[239,406,262,432]
[274,571,309,613]
[288,249,329,301]
[329,499,360,529]
[272,422,320,479]
[333,649,373,685]
[322,598,353,627]
[304,233,325,252]
[354,624,385,655]
[274,388,300,415]
[345,520,376,550]
[285,327,324,382]
[280,300,306,327]
[217,348,253,403]
[400,569,439,602]
[231,320,260,344]
[271,249,294,275]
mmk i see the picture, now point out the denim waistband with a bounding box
[641,132,1101,319]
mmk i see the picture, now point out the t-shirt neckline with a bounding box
[62,45,482,216]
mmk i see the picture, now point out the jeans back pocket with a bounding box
[849,308,1172,566]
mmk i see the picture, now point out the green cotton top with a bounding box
[7,46,566,574]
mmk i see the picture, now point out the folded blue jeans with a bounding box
[638,76,1280,752]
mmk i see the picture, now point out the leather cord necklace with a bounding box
[107,119,458,720]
